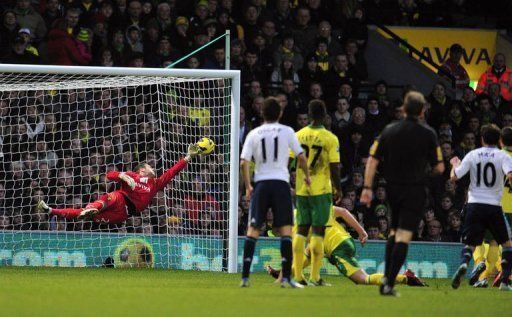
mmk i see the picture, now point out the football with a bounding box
[196,137,215,155]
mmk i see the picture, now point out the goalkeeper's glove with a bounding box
[185,143,201,162]
[119,172,136,190]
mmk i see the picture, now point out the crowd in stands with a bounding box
[0,0,512,243]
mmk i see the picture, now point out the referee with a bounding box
[360,91,445,296]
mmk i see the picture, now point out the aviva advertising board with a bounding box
[379,27,497,82]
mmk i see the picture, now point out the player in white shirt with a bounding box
[449,124,512,291]
[240,97,310,288]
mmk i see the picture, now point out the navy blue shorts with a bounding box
[462,203,512,246]
[249,180,293,228]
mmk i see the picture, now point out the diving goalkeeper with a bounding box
[37,144,203,224]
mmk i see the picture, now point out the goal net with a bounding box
[0,65,240,272]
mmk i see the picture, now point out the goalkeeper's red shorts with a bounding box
[86,191,129,224]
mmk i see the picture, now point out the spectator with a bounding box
[476,94,497,125]
[291,6,317,55]
[439,43,470,91]
[273,32,303,73]
[344,38,368,80]
[423,219,448,242]
[304,82,325,105]
[270,55,300,92]
[427,82,452,129]
[239,106,251,148]
[13,0,47,42]
[259,19,279,51]
[149,2,174,34]
[366,221,382,240]
[445,213,462,242]
[298,54,325,95]
[240,5,260,48]
[325,54,359,99]
[282,78,304,113]
[124,0,143,28]
[0,10,20,58]
[270,0,294,35]
[476,53,512,101]
[331,97,351,135]
[313,37,330,72]
[42,0,63,30]
[47,11,91,65]
[461,86,478,113]
[0,214,11,229]
[296,112,308,131]
[488,83,508,115]
[2,35,39,64]
[365,96,389,138]
[171,16,192,54]
[455,131,476,159]
[241,48,264,89]
[345,6,368,48]
[125,25,143,54]
[317,20,343,56]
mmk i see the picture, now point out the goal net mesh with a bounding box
[0,71,234,270]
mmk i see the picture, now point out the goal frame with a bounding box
[0,64,241,273]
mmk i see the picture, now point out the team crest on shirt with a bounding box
[140,177,148,184]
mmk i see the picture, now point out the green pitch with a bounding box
[1,267,511,317]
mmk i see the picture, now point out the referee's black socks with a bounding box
[242,237,257,279]
[386,242,409,288]
[384,235,395,278]
[501,247,512,285]
[280,236,293,280]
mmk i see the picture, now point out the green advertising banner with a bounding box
[0,232,464,278]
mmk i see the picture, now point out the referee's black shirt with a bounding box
[369,117,443,185]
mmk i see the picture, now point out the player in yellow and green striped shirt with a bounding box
[292,100,342,286]
[267,206,427,286]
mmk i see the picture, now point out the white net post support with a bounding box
[0,64,240,272]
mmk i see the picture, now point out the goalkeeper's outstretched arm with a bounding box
[155,143,202,191]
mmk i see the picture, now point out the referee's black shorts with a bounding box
[462,203,512,246]
[249,180,293,228]
[387,184,427,232]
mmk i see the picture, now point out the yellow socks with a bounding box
[366,273,384,285]
[365,273,407,285]
[485,244,500,276]
[292,234,306,281]
[310,235,324,282]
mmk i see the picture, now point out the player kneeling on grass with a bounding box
[37,143,206,224]
[266,206,427,287]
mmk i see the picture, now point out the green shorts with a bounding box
[296,194,332,226]
[327,238,360,277]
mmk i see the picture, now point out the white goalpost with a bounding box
[0,64,240,273]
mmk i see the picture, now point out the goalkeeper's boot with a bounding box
[451,263,467,289]
[36,200,51,214]
[308,279,332,287]
[492,271,503,288]
[499,282,512,291]
[265,265,281,279]
[78,208,99,220]
[404,269,428,287]
[240,278,250,288]
[469,262,486,286]
[473,278,488,288]
[280,278,304,289]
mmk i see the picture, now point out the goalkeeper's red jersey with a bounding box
[106,159,188,212]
